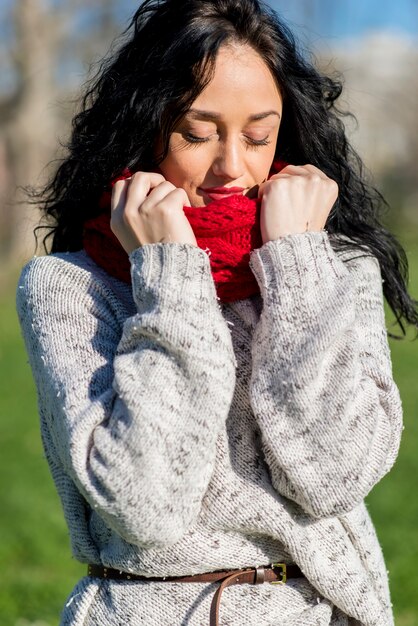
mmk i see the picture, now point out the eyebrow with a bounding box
[186,108,281,122]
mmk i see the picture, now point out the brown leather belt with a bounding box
[87,562,304,625]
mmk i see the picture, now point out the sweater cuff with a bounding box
[129,243,217,312]
[249,231,348,302]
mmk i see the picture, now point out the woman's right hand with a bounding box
[110,171,198,254]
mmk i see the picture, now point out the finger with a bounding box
[300,164,328,178]
[149,185,190,209]
[131,171,166,191]
[275,164,306,172]
[140,181,177,212]
[111,179,129,213]
[276,164,324,176]
[157,187,191,211]
[268,164,307,179]
[269,165,327,183]
[181,188,191,207]
[125,172,167,212]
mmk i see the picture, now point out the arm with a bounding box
[248,231,403,518]
[16,243,236,548]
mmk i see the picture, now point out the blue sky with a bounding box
[1,1,417,42]
[1,0,417,93]
[106,0,418,44]
[269,0,418,43]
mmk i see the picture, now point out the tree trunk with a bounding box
[2,0,60,264]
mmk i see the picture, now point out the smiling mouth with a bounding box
[199,187,248,200]
[196,184,260,202]
[201,186,246,193]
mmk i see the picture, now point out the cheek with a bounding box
[159,156,186,186]
[161,150,207,188]
[251,153,276,184]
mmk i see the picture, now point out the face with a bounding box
[158,44,283,206]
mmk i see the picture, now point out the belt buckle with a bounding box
[269,562,287,585]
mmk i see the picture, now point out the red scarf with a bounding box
[83,160,287,302]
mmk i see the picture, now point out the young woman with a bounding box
[16,0,417,624]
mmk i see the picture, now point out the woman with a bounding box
[16,0,417,624]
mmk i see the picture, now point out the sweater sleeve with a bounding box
[16,243,236,548]
[248,231,403,519]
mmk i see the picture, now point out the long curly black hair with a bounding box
[33,0,417,336]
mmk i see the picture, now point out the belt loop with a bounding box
[254,566,265,584]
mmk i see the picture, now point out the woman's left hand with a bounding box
[258,164,339,244]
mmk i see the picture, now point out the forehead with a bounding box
[191,44,283,118]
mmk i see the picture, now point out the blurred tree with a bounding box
[0,0,123,264]
[0,0,416,263]
[0,0,60,262]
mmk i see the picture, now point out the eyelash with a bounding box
[184,133,271,147]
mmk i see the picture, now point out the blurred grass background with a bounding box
[0,222,416,626]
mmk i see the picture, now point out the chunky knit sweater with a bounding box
[16,231,403,626]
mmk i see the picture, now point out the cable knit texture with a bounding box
[16,231,403,626]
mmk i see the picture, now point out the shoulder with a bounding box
[18,249,110,291]
[17,251,94,315]
[16,250,131,329]
[329,233,381,278]
[328,234,386,321]
[18,249,132,297]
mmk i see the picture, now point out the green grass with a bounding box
[0,272,84,626]
[0,231,417,626]
[366,230,418,624]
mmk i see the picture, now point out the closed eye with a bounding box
[184,133,271,147]
[183,133,212,143]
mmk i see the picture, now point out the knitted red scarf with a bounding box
[83,160,287,302]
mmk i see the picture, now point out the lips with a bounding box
[199,186,247,201]
[202,187,246,193]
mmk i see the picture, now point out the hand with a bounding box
[110,171,197,254]
[257,164,338,244]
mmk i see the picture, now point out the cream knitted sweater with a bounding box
[16,231,403,626]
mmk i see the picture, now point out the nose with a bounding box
[211,135,245,182]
